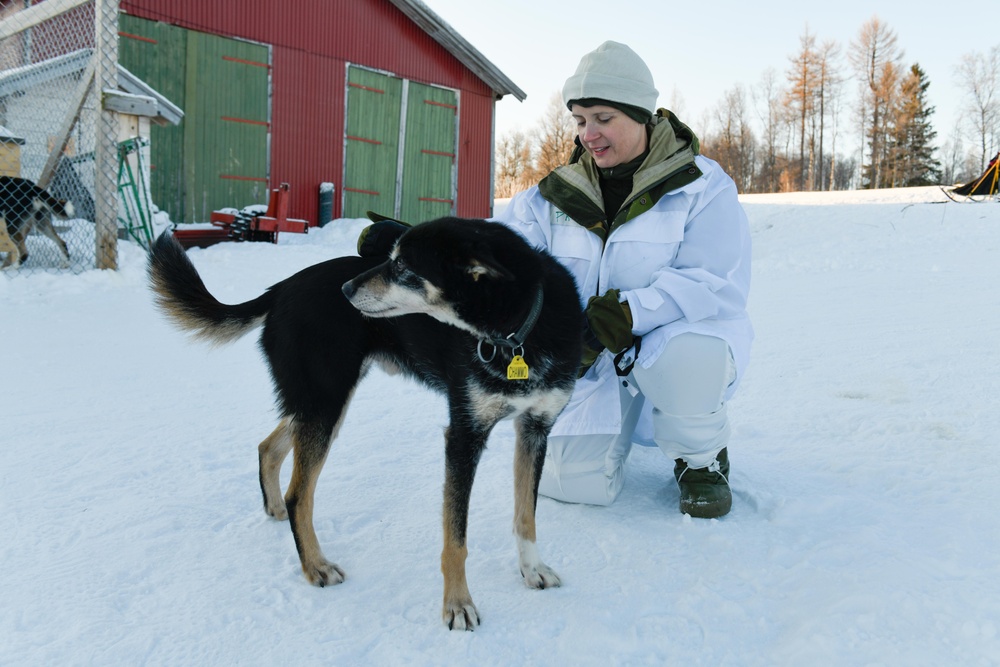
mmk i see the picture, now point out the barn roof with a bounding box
[0,48,183,125]
[388,0,526,101]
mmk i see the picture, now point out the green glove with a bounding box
[578,341,602,377]
[585,289,634,354]
[357,218,410,257]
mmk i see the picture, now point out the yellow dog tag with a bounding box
[507,355,529,380]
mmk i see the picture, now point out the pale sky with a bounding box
[422,0,999,152]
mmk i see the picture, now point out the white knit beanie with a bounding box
[562,41,659,117]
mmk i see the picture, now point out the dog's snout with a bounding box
[342,280,356,300]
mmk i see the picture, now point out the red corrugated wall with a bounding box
[119,0,497,223]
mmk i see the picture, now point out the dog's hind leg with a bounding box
[513,411,561,590]
[36,215,70,267]
[258,418,293,520]
[440,421,490,631]
[285,418,346,587]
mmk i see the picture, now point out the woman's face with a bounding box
[570,104,648,168]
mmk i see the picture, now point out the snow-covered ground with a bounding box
[2,187,998,666]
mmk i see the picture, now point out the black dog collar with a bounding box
[477,284,544,362]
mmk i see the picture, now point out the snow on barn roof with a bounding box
[387,0,526,101]
[0,48,184,126]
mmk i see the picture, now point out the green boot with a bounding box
[674,448,732,518]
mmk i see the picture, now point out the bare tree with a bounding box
[753,68,786,193]
[940,127,967,184]
[494,129,536,199]
[957,45,1000,170]
[786,26,818,190]
[849,16,902,188]
[533,92,576,176]
[667,85,686,118]
[706,84,756,192]
[825,60,847,190]
[815,39,841,190]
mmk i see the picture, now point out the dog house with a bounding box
[0,125,24,177]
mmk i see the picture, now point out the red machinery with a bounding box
[172,182,310,249]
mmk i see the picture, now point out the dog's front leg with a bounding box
[285,419,345,587]
[440,424,488,630]
[0,217,18,269]
[513,412,561,590]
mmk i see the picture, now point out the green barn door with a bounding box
[184,32,269,223]
[343,67,402,219]
[399,83,457,221]
[118,15,187,220]
[119,17,270,223]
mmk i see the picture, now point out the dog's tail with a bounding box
[32,189,74,219]
[148,231,272,345]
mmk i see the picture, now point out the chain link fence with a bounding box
[0,0,124,275]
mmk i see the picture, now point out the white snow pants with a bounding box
[538,333,736,506]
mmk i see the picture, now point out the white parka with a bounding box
[492,112,753,443]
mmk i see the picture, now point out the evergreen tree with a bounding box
[892,64,941,186]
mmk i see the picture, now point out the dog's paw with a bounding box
[303,559,345,587]
[521,562,561,590]
[263,499,288,521]
[517,538,561,589]
[443,600,480,631]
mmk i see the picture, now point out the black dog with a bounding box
[0,176,73,269]
[148,217,582,630]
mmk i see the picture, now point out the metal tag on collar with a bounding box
[507,352,529,380]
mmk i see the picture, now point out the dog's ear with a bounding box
[465,253,515,282]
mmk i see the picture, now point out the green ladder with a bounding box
[117,136,154,249]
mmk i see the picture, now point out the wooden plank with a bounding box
[102,90,159,118]
[37,56,95,190]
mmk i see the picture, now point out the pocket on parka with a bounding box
[551,224,602,300]
[606,213,686,288]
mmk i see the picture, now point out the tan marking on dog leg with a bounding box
[0,217,15,253]
[512,440,538,544]
[513,417,561,590]
[441,496,479,630]
[258,419,293,520]
[285,420,345,587]
[0,216,19,269]
[11,222,28,267]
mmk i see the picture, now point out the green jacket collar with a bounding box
[538,109,703,230]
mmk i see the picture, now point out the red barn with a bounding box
[118,0,523,225]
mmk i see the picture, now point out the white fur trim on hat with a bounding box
[562,41,658,114]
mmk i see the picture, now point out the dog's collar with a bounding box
[476,284,544,362]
